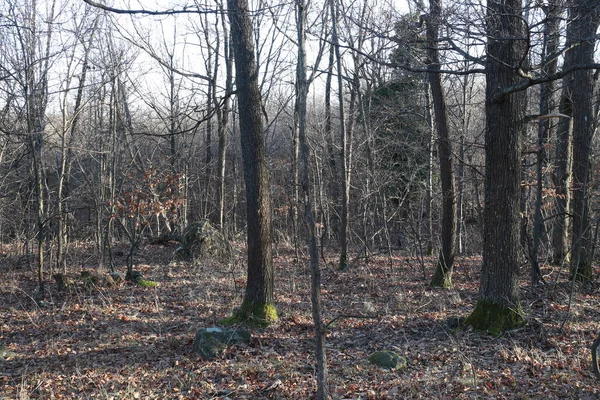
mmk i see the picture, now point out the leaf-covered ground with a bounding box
[1,242,599,399]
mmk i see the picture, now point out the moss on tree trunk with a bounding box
[220,299,278,327]
[430,265,452,288]
[464,300,525,335]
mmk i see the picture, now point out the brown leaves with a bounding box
[1,248,600,398]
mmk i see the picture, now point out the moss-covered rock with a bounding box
[464,300,525,335]
[193,327,251,359]
[220,300,278,327]
[368,350,407,371]
[136,279,158,288]
[175,220,232,263]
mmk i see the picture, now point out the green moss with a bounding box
[430,269,453,288]
[136,279,158,288]
[426,245,434,257]
[368,351,407,371]
[219,300,278,327]
[464,300,525,335]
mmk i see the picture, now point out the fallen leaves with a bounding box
[0,245,599,398]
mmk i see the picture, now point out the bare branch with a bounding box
[82,0,216,16]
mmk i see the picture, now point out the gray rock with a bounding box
[175,220,232,262]
[193,327,251,359]
[368,350,407,370]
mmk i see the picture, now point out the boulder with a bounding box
[175,220,231,262]
[368,350,407,371]
[193,327,251,359]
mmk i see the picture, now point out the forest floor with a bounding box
[1,240,599,399]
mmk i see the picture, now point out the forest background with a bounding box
[1,0,600,398]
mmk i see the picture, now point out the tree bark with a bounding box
[216,2,233,230]
[226,0,277,324]
[426,0,456,288]
[530,0,560,285]
[296,1,329,397]
[552,63,573,265]
[465,0,526,333]
[329,0,350,270]
[568,0,599,282]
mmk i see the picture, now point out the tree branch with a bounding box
[82,0,215,15]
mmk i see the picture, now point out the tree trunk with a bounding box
[296,1,329,397]
[465,0,526,333]
[329,0,350,270]
[552,72,573,265]
[217,5,233,230]
[226,0,277,324]
[424,78,434,257]
[568,0,599,282]
[426,0,457,288]
[529,1,560,285]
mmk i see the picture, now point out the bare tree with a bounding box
[226,0,277,324]
[464,0,527,333]
[529,0,561,285]
[329,0,351,270]
[567,0,600,282]
[425,0,457,288]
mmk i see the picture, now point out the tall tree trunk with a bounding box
[530,1,560,285]
[296,1,329,397]
[23,0,55,297]
[552,63,573,265]
[465,0,526,333]
[329,0,350,270]
[323,42,335,253]
[58,30,94,274]
[226,0,277,324]
[424,78,434,257]
[426,0,457,288]
[217,4,233,230]
[568,0,600,282]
